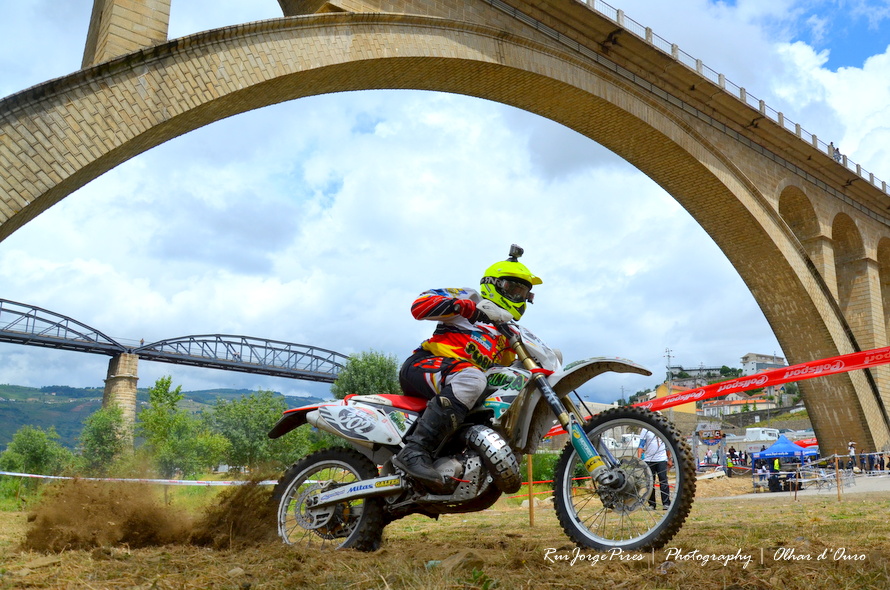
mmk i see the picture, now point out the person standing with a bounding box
[639,428,672,510]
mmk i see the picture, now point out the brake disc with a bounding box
[596,457,653,514]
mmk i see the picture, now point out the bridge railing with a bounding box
[574,0,889,195]
[133,335,348,383]
[0,299,125,355]
[0,298,349,383]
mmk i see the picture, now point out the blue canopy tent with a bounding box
[752,435,820,492]
[753,435,819,459]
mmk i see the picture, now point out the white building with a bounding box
[740,353,786,375]
[699,396,778,418]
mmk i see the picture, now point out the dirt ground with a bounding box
[691,473,753,498]
[1,474,888,589]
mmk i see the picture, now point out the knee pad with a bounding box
[445,368,487,409]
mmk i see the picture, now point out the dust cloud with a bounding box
[21,477,277,553]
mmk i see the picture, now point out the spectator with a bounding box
[639,429,672,510]
[829,142,843,162]
[757,463,768,481]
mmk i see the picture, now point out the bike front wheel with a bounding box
[553,406,695,551]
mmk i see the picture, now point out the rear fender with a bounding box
[268,401,343,439]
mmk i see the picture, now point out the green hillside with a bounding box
[0,398,102,453]
[0,384,326,452]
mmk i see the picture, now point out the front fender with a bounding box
[550,357,652,397]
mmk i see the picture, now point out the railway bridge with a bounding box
[1,0,890,454]
[0,298,347,424]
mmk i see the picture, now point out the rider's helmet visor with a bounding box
[495,277,534,303]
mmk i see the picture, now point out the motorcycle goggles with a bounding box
[494,277,534,303]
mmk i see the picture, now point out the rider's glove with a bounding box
[452,298,481,323]
[476,299,513,323]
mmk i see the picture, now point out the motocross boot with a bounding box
[392,395,467,493]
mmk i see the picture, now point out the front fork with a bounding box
[502,326,622,488]
[536,371,623,488]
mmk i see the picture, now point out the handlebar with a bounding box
[495,321,517,338]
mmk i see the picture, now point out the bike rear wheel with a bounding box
[272,447,384,551]
[553,407,695,551]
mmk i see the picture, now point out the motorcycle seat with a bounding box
[344,393,429,413]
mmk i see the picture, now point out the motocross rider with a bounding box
[392,246,541,492]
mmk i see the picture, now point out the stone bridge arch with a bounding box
[779,185,824,286]
[1,8,887,453]
[879,239,890,339]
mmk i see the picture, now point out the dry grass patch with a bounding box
[1,475,889,589]
[694,472,757,497]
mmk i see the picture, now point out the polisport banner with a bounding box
[543,345,890,438]
[634,345,890,413]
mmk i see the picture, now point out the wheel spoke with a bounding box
[272,449,384,551]
[553,408,695,551]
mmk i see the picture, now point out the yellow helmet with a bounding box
[479,245,542,320]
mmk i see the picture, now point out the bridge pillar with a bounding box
[103,353,139,429]
[802,235,839,301]
[840,258,880,346]
[845,257,890,443]
[82,0,171,67]
[278,0,364,16]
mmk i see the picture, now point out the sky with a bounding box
[1,0,889,404]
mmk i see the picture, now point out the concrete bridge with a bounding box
[1,0,889,455]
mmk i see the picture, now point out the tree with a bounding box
[205,389,310,469]
[719,366,743,378]
[330,350,401,400]
[783,382,801,405]
[78,404,128,475]
[0,425,73,476]
[137,376,230,478]
[627,389,652,405]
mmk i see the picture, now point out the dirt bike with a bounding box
[267,321,696,552]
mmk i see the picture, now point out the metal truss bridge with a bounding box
[0,298,348,383]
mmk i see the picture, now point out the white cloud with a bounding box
[804,14,829,45]
[848,0,890,28]
[4,0,890,405]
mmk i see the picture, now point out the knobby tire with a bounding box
[553,406,696,552]
[272,447,384,551]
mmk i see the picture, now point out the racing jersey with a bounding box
[411,287,516,370]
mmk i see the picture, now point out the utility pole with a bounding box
[664,348,674,424]
[664,347,673,383]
